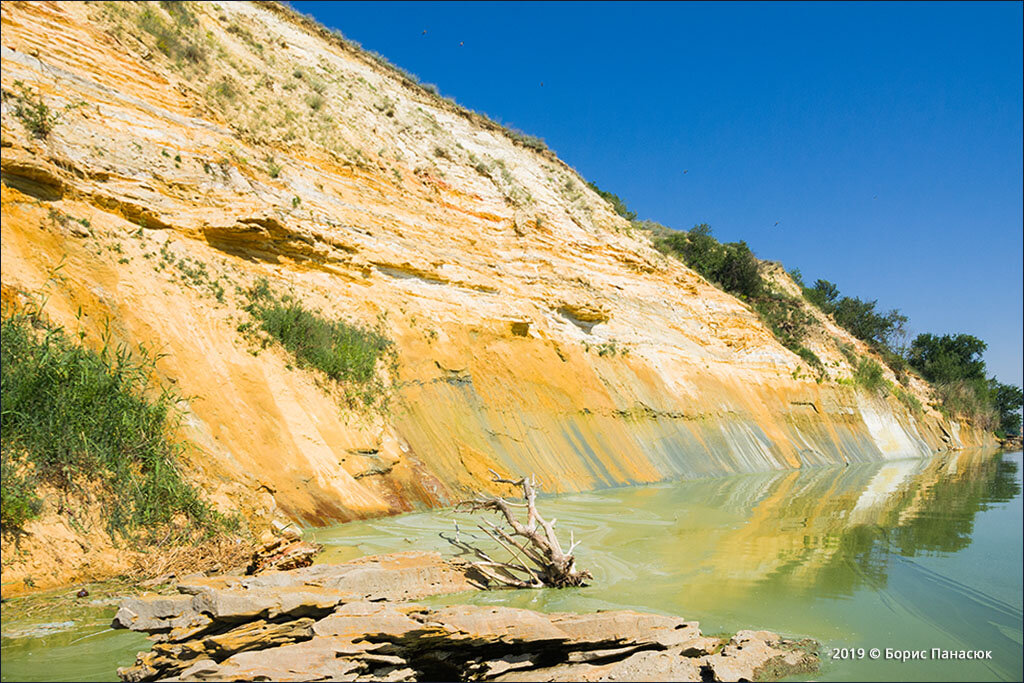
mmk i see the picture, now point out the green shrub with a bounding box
[242,279,394,407]
[832,297,907,350]
[893,385,924,416]
[306,93,325,111]
[907,333,987,384]
[0,452,41,530]
[803,279,839,313]
[1,306,219,535]
[991,382,1023,436]
[159,1,198,27]
[586,181,636,221]
[265,157,282,178]
[838,343,858,366]
[853,358,889,394]
[753,293,814,351]
[7,81,60,139]
[656,223,825,353]
[656,224,763,299]
[795,346,824,372]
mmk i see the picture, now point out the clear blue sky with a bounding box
[291,1,1023,386]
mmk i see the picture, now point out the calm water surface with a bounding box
[2,450,1021,681]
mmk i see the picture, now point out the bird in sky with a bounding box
[459,41,464,46]
[774,221,780,227]
[540,81,544,87]
[422,29,427,35]
[683,169,688,174]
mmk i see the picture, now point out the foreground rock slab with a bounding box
[114,552,818,682]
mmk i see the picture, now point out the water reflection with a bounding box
[1,451,1019,682]
[685,452,1022,597]
[312,450,1019,604]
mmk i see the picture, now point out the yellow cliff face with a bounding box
[0,0,993,544]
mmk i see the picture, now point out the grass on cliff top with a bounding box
[241,278,395,409]
[0,304,224,536]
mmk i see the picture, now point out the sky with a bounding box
[290,1,1023,387]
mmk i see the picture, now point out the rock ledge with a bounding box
[114,552,818,682]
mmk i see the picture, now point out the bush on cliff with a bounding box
[242,278,395,408]
[586,181,637,221]
[853,358,889,395]
[803,278,908,380]
[654,223,819,360]
[907,333,1022,433]
[0,305,220,535]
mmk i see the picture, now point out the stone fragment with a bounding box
[113,554,818,683]
[701,629,818,682]
[550,610,702,647]
[112,594,196,631]
[247,535,322,574]
[312,601,421,638]
[493,649,705,682]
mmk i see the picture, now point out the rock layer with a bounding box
[0,0,994,549]
[113,552,818,682]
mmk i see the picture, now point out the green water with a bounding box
[2,450,1021,681]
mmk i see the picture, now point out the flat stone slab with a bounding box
[114,553,819,682]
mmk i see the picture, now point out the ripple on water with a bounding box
[2,451,1021,682]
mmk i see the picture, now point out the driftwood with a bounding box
[442,470,593,588]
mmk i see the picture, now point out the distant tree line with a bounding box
[584,181,1022,436]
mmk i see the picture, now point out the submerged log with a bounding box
[444,470,593,588]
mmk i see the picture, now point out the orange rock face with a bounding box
[0,0,991,558]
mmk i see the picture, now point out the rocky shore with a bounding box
[998,435,1023,452]
[113,551,818,682]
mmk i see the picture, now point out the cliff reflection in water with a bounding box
[662,450,1019,599]
[317,450,1018,607]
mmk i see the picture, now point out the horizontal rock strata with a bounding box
[114,552,818,682]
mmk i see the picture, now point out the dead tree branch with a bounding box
[444,470,593,588]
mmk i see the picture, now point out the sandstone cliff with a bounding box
[0,0,992,551]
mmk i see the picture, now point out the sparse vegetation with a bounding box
[7,81,61,139]
[1,301,222,536]
[802,278,908,379]
[654,223,818,360]
[306,93,325,111]
[1,452,41,531]
[265,156,282,178]
[586,181,637,221]
[853,358,889,394]
[172,254,226,302]
[137,3,207,67]
[506,128,548,152]
[794,346,826,379]
[241,278,395,408]
[893,385,924,416]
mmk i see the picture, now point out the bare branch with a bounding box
[445,472,592,589]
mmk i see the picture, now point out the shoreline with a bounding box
[110,551,821,683]
[2,447,1008,601]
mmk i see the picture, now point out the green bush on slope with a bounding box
[241,278,395,408]
[0,305,221,535]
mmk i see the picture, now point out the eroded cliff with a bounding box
[0,1,993,582]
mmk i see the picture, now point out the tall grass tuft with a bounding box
[853,358,889,395]
[242,279,394,408]
[1,303,220,535]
